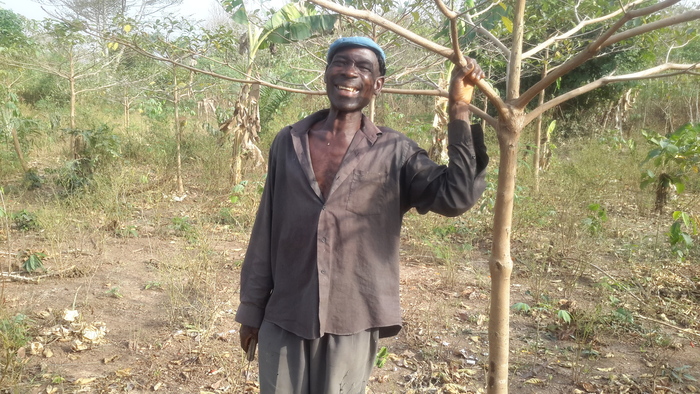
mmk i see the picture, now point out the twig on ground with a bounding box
[0,265,77,283]
[587,262,644,303]
[634,313,700,339]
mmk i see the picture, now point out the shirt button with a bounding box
[320,270,326,274]
[322,205,326,210]
[321,237,327,243]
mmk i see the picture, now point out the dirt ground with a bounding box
[1,187,699,394]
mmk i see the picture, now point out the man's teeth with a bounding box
[338,86,358,92]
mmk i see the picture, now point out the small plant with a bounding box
[582,203,607,236]
[144,281,162,291]
[116,225,139,238]
[667,210,697,260]
[229,181,247,204]
[11,209,40,231]
[375,346,389,368]
[512,302,532,315]
[170,216,198,240]
[640,123,700,213]
[662,364,697,384]
[21,251,46,273]
[105,287,123,299]
[0,313,32,386]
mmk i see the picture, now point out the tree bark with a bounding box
[488,110,523,393]
[10,125,29,173]
[534,50,548,194]
[173,66,185,195]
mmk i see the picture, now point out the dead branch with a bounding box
[587,262,644,303]
[634,313,700,339]
[0,265,77,284]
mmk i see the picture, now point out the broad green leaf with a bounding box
[557,310,572,324]
[232,6,248,25]
[673,210,683,221]
[681,211,691,227]
[681,233,693,246]
[674,180,685,194]
[501,16,513,33]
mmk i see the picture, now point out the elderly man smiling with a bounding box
[235,37,489,394]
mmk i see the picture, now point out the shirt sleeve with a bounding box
[402,120,489,216]
[234,135,280,328]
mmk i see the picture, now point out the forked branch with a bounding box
[516,0,692,109]
[521,0,646,59]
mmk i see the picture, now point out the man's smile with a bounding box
[336,85,359,94]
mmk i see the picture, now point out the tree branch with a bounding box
[602,10,700,48]
[462,12,511,59]
[525,63,700,124]
[506,0,527,101]
[516,0,689,109]
[307,0,506,117]
[521,0,646,59]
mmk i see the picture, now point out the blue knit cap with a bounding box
[327,37,386,75]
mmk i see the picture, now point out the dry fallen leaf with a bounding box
[103,355,119,364]
[525,378,544,384]
[115,368,132,377]
[29,342,44,355]
[596,367,614,372]
[63,309,79,322]
[74,377,96,385]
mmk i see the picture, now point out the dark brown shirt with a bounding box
[235,109,488,339]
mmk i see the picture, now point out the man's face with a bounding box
[324,47,384,113]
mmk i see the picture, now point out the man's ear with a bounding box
[373,76,385,96]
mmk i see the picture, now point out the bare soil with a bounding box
[1,187,699,394]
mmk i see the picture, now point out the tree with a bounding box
[35,0,183,33]
[0,20,126,157]
[220,0,337,184]
[305,0,699,392]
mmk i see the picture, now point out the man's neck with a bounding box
[319,108,364,136]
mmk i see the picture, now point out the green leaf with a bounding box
[501,16,513,33]
[232,6,248,25]
[681,211,691,227]
[681,233,693,246]
[512,302,531,313]
[673,180,685,194]
[557,309,572,324]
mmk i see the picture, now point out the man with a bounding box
[235,37,488,393]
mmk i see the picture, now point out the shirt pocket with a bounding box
[346,170,389,216]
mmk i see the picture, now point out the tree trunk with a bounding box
[174,66,185,195]
[534,50,548,194]
[488,110,523,393]
[10,126,29,173]
[69,48,81,159]
[428,78,449,162]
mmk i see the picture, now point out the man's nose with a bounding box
[340,62,360,76]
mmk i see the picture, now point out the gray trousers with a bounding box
[258,321,379,394]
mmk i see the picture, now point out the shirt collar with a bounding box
[290,109,382,145]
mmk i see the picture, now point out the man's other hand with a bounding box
[240,324,259,352]
[449,57,485,106]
